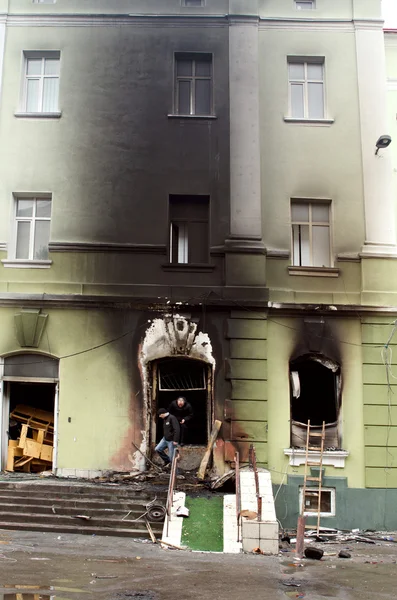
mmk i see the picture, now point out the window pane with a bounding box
[292,224,310,266]
[289,63,304,80]
[177,60,192,77]
[189,221,209,263]
[27,59,42,76]
[307,63,323,81]
[312,225,330,267]
[36,199,52,218]
[17,199,34,218]
[44,58,59,76]
[176,222,188,264]
[195,60,211,77]
[26,79,40,112]
[308,82,324,118]
[178,80,191,114]
[296,1,314,9]
[43,77,59,112]
[290,83,304,118]
[16,222,31,259]
[33,220,50,260]
[195,79,211,115]
[291,203,309,222]
[312,204,329,223]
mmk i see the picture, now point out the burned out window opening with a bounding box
[289,354,341,449]
[152,357,211,446]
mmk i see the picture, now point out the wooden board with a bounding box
[197,420,222,480]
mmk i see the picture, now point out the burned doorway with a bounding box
[153,357,211,446]
[1,353,59,473]
[289,355,341,448]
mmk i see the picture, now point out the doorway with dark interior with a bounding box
[153,357,211,446]
[289,355,341,448]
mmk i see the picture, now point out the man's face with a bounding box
[159,413,167,419]
[177,398,185,408]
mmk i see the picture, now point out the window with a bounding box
[288,60,324,119]
[22,53,60,113]
[182,0,204,5]
[175,54,212,116]
[33,0,56,3]
[299,488,335,517]
[291,201,331,267]
[14,197,52,260]
[295,1,314,9]
[169,195,209,264]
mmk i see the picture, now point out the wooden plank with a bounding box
[24,440,42,459]
[40,445,53,462]
[18,424,28,449]
[6,446,15,472]
[14,456,34,468]
[197,420,222,481]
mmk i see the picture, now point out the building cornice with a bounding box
[48,241,167,255]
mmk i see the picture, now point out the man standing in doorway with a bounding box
[155,408,180,467]
[168,396,193,446]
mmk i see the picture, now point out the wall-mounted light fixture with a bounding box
[375,135,392,155]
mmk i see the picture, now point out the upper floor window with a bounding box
[291,201,331,267]
[295,1,315,9]
[14,196,52,261]
[288,59,324,119]
[33,0,56,3]
[175,53,212,116]
[182,0,204,5]
[169,195,209,264]
[22,52,60,113]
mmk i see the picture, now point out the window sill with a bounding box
[162,263,215,272]
[2,259,52,269]
[285,448,349,468]
[167,114,217,120]
[283,117,334,126]
[14,112,62,119]
[288,266,339,277]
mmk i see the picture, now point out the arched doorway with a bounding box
[289,354,341,448]
[139,316,215,466]
[0,353,59,473]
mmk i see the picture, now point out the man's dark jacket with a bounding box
[168,400,194,423]
[163,413,180,442]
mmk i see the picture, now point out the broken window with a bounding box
[300,487,335,517]
[153,357,210,445]
[289,355,341,448]
[169,195,210,264]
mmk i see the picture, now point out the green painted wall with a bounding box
[362,317,397,488]
[225,311,268,464]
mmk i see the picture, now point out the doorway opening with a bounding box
[290,355,341,448]
[2,353,58,473]
[152,357,211,446]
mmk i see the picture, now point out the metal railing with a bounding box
[165,448,179,538]
[235,451,241,542]
[249,444,262,521]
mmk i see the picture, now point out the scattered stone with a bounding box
[304,547,324,560]
[338,550,351,559]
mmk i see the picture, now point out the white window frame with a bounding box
[295,1,315,9]
[22,52,60,114]
[174,53,213,116]
[170,222,189,264]
[12,195,52,261]
[288,59,325,120]
[291,200,332,268]
[299,487,336,517]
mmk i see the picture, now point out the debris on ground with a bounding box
[240,510,258,520]
[282,580,301,587]
[304,547,324,560]
[338,550,352,559]
[210,469,235,490]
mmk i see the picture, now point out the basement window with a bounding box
[299,487,335,517]
[290,354,341,448]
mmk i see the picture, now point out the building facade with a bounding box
[0,0,396,529]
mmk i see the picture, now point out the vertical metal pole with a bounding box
[235,451,241,542]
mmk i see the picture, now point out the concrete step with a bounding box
[0,520,162,538]
[0,511,163,531]
[0,481,162,499]
[0,493,154,510]
[0,501,151,518]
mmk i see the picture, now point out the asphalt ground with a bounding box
[0,529,396,600]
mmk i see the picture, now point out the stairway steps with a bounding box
[0,520,162,538]
[0,482,166,538]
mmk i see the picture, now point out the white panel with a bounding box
[26,79,40,112]
[312,204,329,223]
[290,83,304,118]
[308,82,324,118]
[289,63,304,80]
[16,222,31,259]
[291,203,309,222]
[312,225,330,267]
[42,78,59,112]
